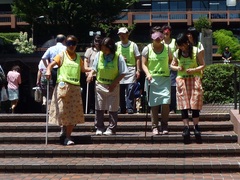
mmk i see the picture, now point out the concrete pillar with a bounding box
[200,28,213,65]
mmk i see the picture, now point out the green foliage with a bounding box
[13,32,36,54]
[11,0,137,39]
[0,33,19,53]
[194,16,212,32]
[202,64,235,104]
[213,29,240,60]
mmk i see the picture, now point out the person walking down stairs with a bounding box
[170,32,205,139]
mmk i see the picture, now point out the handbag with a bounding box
[1,86,8,101]
[33,86,42,102]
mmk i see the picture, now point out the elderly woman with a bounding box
[141,26,173,135]
[87,37,128,136]
[46,35,91,146]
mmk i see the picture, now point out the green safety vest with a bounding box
[177,46,202,78]
[116,41,135,66]
[147,44,170,77]
[57,51,81,85]
[97,52,119,85]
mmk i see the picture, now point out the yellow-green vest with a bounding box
[177,46,202,78]
[57,51,81,85]
[97,52,119,85]
[148,44,170,77]
[116,41,135,66]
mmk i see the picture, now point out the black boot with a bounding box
[194,124,201,136]
[182,126,190,137]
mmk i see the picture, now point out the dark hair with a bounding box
[187,27,199,46]
[101,37,116,54]
[56,34,66,43]
[91,34,103,48]
[176,33,193,59]
[150,26,163,34]
[66,35,78,43]
[12,65,20,72]
[162,24,172,32]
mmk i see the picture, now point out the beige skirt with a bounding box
[49,82,85,126]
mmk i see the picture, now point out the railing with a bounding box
[114,10,240,26]
[0,10,239,28]
[234,64,240,114]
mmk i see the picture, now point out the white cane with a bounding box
[85,82,89,114]
[45,79,49,145]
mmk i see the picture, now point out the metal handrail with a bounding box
[234,64,240,114]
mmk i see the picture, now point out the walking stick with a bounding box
[45,79,49,145]
[145,82,150,138]
[85,82,89,114]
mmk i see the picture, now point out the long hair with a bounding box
[187,27,199,46]
[176,33,193,59]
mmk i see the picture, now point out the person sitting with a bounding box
[222,46,232,64]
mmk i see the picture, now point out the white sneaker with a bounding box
[103,129,115,136]
[152,128,159,135]
[64,138,74,146]
[96,129,103,135]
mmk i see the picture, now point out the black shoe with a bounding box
[182,126,190,137]
[89,109,94,114]
[127,109,134,114]
[194,125,201,136]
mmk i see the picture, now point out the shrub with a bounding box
[194,16,212,32]
[13,32,36,54]
[202,64,235,104]
[213,29,240,60]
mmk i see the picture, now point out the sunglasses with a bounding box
[66,40,77,46]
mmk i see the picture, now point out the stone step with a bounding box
[1,156,240,173]
[0,113,230,122]
[0,173,240,179]
[0,131,237,144]
[0,121,234,132]
[1,143,240,158]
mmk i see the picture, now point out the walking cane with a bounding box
[45,79,49,145]
[145,82,150,138]
[85,82,89,114]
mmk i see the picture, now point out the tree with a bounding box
[213,29,240,60]
[194,16,212,32]
[12,0,137,42]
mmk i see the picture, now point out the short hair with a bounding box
[162,24,172,32]
[101,37,116,54]
[150,26,163,34]
[56,34,66,43]
[12,65,20,72]
[66,35,78,43]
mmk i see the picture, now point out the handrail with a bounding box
[0,10,240,28]
[234,64,240,114]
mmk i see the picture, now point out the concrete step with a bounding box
[1,156,240,173]
[1,173,240,179]
[0,131,237,144]
[1,143,240,158]
[0,121,234,132]
[0,113,230,122]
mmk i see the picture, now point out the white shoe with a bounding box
[103,129,115,136]
[152,128,159,135]
[64,138,74,146]
[96,129,103,135]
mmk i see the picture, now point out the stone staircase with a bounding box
[0,113,240,177]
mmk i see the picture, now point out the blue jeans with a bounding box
[119,83,135,113]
